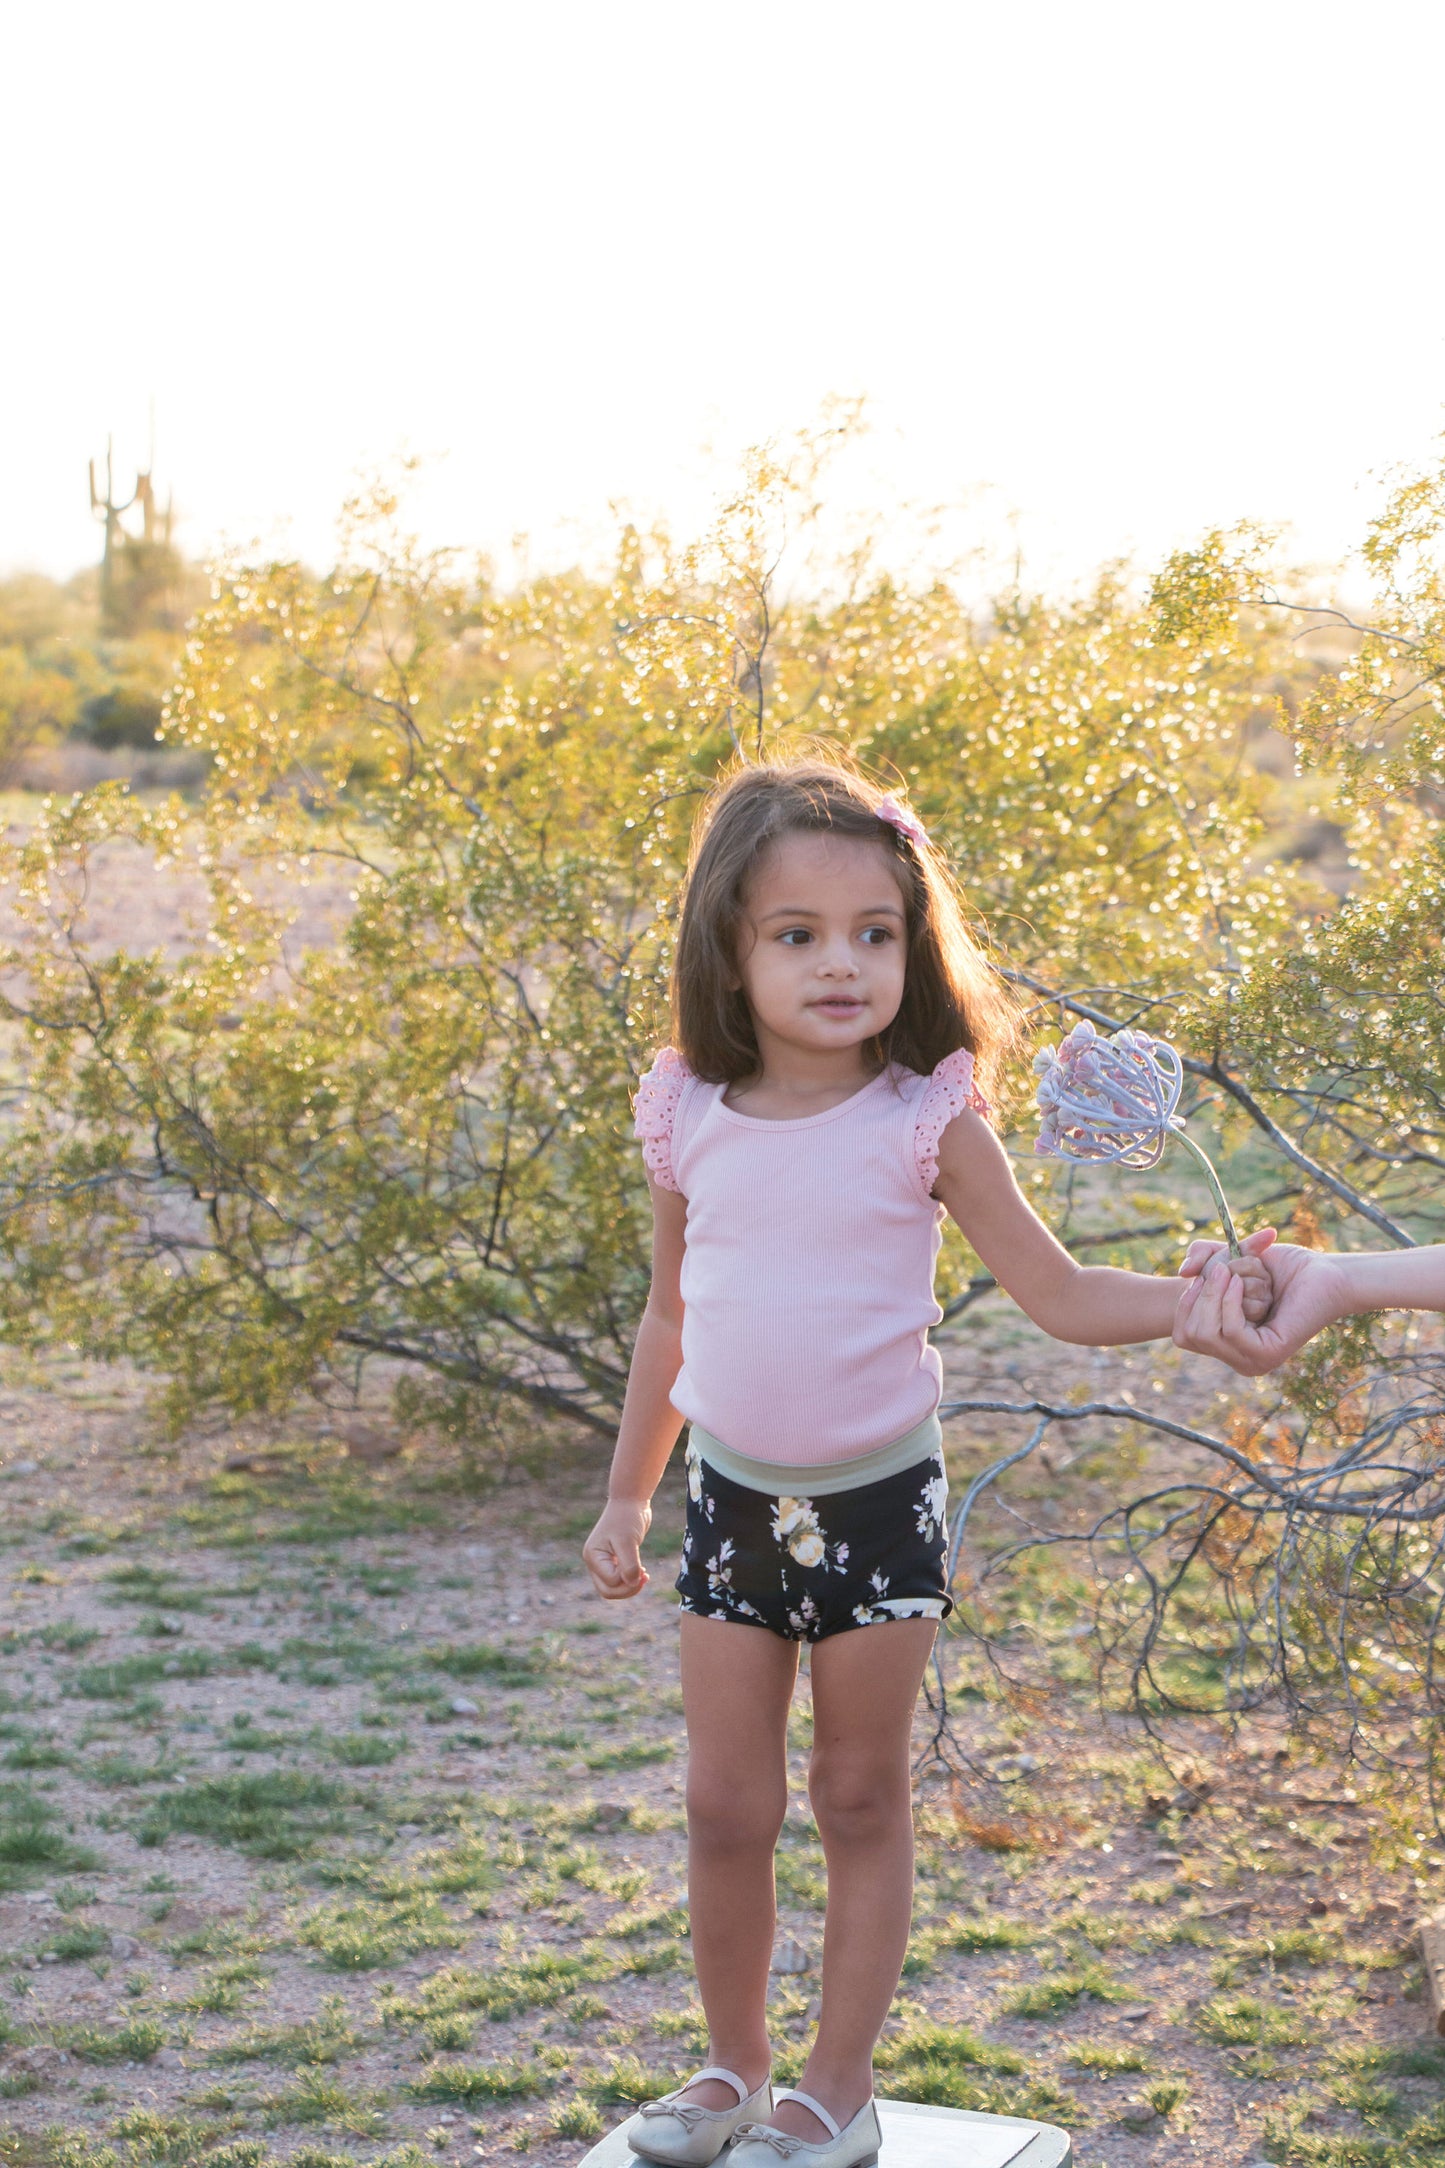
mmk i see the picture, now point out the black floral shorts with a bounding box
[675,1434,954,1644]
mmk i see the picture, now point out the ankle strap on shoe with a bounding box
[772,2090,841,2139]
[688,2067,755,2106]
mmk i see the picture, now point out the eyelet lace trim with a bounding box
[914,1047,989,1194]
[633,1046,695,1192]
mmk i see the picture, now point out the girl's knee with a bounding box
[686,1774,786,1853]
[808,1755,910,1843]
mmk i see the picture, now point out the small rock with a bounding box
[591,1803,629,1830]
[396,1822,422,1837]
[152,2047,184,2068]
[157,1615,185,1635]
[770,1940,809,1975]
[12,2045,60,2076]
[6,1459,39,1476]
[161,1659,182,1676]
[450,1697,480,1717]
[1146,1850,1183,1867]
[109,1932,140,1959]
[1116,2100,1160,2132]
[1305,1896,1330,1917]
[1117,2004,1155,2023]
[39,1951,60,1965]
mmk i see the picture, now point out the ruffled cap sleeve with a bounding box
[914,1048,990,1196]
[632,1046,696,1194]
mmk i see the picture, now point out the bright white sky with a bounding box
[6,0,1444,593]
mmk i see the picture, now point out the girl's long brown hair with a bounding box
[671,750,1020,1108]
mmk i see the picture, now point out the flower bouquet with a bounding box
[1033,1019,1241,1255]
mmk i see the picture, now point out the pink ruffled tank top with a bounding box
[633,1047,988,1465]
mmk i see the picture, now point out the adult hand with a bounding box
[1174,1240,1349,1375]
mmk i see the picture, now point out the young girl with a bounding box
[582,755,1272,2168]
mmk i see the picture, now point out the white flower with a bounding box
[687,1454,703,1504]
[917,1472,948,1538]
[789,1530,826,1569]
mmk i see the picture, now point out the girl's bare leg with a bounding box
[768,1618,937,2140]
[675,1615,800,2107]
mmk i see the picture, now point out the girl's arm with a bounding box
[932,1108,1274,1344]
[1173,1240,1445,1375]
[581,1176,689,1600]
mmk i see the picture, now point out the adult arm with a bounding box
[581,1176,689,1600]
[933,1108,1274,1344]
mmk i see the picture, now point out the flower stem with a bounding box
[1172,1131,1241,1256]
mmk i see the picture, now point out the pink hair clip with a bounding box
[874,794,929,848]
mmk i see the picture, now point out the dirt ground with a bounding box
[0,1306,1438,2168]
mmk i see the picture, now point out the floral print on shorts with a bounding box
[676,1435,953,1644]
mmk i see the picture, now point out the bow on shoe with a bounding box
[638,2101,716,2129]
[731,2126,807,2157]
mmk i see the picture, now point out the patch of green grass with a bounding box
[319,1830,498,1905]
[1194,1994,1314,2048]
[382,1949,604,2028]
[35,1621,100,1652]
[64,2014,168,2062]
[905,1910,1035,1973]
[43,1923,111,1962]
[73,1650,212,1698]
[424,1640,547,1688]
[329,1733,404,1767]
[406,2057,545,2104]
[106,1560,212,1612]
[577,2053,660,2107]
[260,2067,388,2133]
[105,2109,233,2162]
[1000,1965,1129,2018]
[0,1781,102,1883]
[873,2021,1072,2119]
[1066,2040,1152,2073]
[180,1956,269,2013]
[583,1740,672,1771]
[606,1900,690,1941]
[91,1751,183,1787]
[354,1565,417,1598]
[296,1893,466,1969]
[1144,2076,1189,2116]
[210,1996,363,2066]
[222,1714,294,1754]
[552,2098,607,2140]
[1234,1927,1336,1969]
[3,1734,69,1770]
[135,1770,354,1858]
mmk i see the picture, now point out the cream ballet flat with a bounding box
[628,2066,774,2167]
[728,2090,881,2168]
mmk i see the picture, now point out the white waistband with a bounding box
[687,1411,944,1496]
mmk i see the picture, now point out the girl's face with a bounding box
[734,829,908,1063]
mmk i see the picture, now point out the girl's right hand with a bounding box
[1174,1240,1348,1374]
[582,1499,653,1600]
